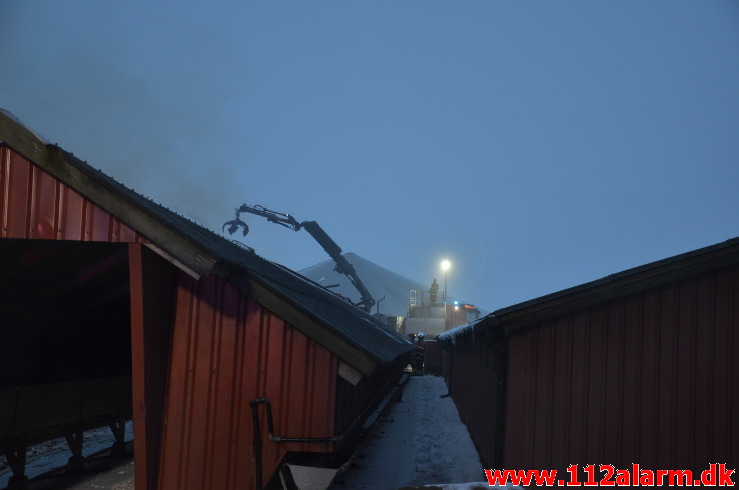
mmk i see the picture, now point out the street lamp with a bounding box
[441,259,451,303]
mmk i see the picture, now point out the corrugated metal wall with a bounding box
[505,265,738,476]
[423,339,441,375]
[3,142,415,489]
[449,354,501,468]
[439,326,505,468]
[157,272,338,490]
[2,147,341,489]
[1,146,143,242]
[441,262,737,478]
[333,356,407,460]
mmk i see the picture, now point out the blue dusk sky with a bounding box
[1,1,737,311]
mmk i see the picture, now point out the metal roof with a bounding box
[0,110,414,373]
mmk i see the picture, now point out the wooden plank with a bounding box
[79,376,132,419]
[15,382,83,433]
[0,388,18,437]
[129,243,177,490]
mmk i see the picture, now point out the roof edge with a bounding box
[495,237,739,331]
[0,111,218,277]
[221,267,382,376]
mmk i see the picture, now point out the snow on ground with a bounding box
[334,375,517,490]
[0,379,520,490]
[0,421,133,489]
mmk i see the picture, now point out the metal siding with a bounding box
[603,301,625,466]
[450,353,499,467]
[502,264,738,476]
[423,339,442,375]
[585,305,607,463]
[1,146,144,243]
[333,356,406,456]
[620,294,642,465]
[694,273,715,469]
[713,267,735,465]
[550,316,573,473]
[531,320,554,467]
[730,267,739,465]
[675,277,697,469]
[656,283,678,468]
[158,273,338,490]
[440,346,451,382]
[567,311,591,470]
[437,325,507,467]
[639,288,661,469]
[2,147,154,486]
[2,144,403,488]
[504,330,531,466]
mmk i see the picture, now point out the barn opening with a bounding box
[0,238,133,487]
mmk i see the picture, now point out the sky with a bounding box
[1,1,737,312]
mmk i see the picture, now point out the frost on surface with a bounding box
[437,317,485,345]
[0,421,134,488]
[0,108,51,145]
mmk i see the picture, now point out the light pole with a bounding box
[441,259,451,304]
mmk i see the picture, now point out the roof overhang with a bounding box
[221,269,381,376]
[0,110,411,377]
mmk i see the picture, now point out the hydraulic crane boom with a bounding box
[223,204,376,313]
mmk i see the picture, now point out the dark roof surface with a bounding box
[64,146,414,365]
[0,110,414,370]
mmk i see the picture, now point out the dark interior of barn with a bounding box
[0,239,132,388]
[0,238,133,488]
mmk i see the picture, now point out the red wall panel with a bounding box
[446,262,737,479]
[2,146,348,489]
[158,273,338,490]
[1,146,143,243]
[503,265,739,478]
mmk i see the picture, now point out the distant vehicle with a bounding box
[405,289,480,336]
[223,204,376,312]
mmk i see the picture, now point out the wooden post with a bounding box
[129,244,176,489]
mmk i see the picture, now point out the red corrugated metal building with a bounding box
[439,238,738,483]
[0,110,414,490]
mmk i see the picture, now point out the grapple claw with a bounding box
[222,219,249,236]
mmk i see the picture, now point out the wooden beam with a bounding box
[129,243,177,490]
[0,111,217,278]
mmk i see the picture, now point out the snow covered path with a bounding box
[334,375,488,489]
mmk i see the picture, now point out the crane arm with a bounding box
[300,221,375,312]
[223,204,376,312]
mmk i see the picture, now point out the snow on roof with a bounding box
[0,108,50,145]
[437,315,488,345]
